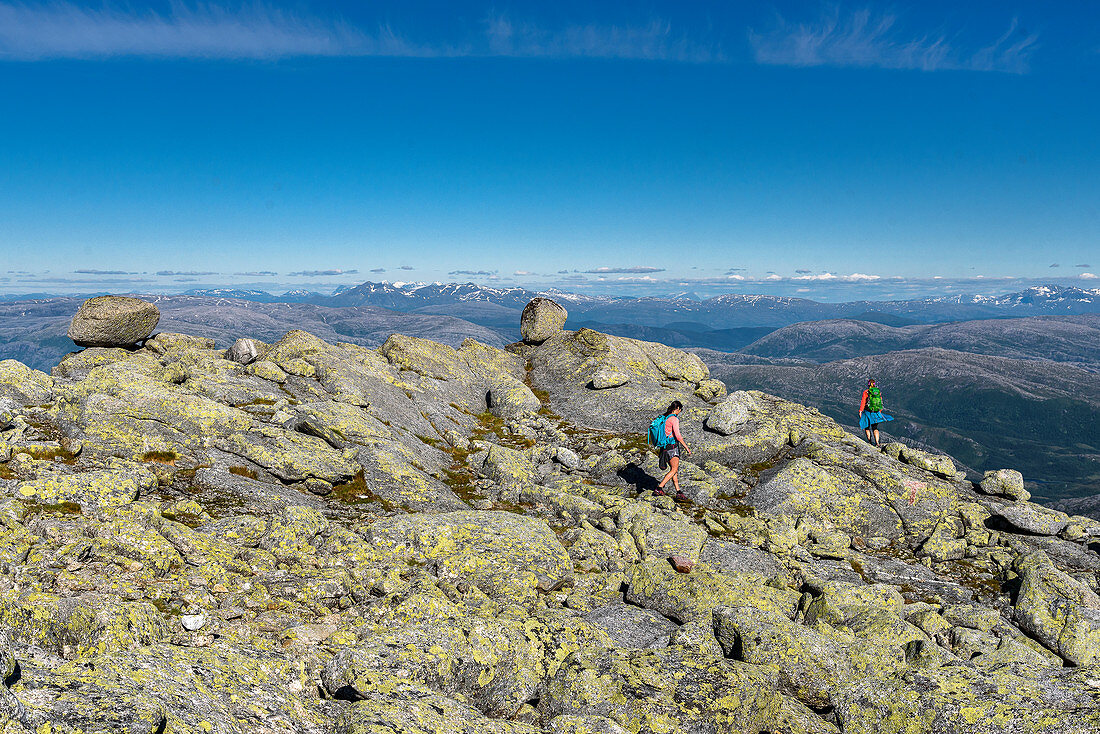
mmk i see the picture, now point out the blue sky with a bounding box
[0,1,1097,300]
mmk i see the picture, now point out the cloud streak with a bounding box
[792,271,880,282]
[749,8,1037,73]
[287,269,358,277]
[0,1,415,60]
[484,15,721,63]
[585,266,665,274]
[0,2,720,62]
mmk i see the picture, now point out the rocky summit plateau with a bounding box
[1,297,1099,734]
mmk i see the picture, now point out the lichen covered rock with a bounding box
[0,359,53,405]
[541,646,784,733]
[365,511,573,601]
[0,312,1097,734]
[67,295,161,347]
[1013,551,1100,665]
[14,467,157,509]
[705,390,759,436]
[979,468,1030,501]
[521,297,569,344]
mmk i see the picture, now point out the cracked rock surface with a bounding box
[1,302,1099,733]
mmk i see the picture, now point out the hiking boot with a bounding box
[674,492,690,503]
[653,487,667,496]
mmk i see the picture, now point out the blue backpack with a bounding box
[648,415,676,448]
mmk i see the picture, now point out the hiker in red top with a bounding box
[655,401,692,500]
[859,378,894,447]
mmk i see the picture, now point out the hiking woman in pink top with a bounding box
[656,401,692,500]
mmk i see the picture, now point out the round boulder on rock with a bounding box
[521,297,568,344]
[67,296,160,348]
[0,397,17,430]
[705,391,759,436]
[226,338,264,365]
[589,367,630,390]
[978,469,1030,501]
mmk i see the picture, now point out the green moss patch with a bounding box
[142,450,179,465]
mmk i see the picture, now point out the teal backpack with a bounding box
[648,415,676,448]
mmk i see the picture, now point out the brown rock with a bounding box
[669,555,694,573]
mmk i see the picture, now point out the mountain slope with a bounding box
[740,314,1100,367]
[700,347,1100,502]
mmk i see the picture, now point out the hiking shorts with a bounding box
[658,445,679,470]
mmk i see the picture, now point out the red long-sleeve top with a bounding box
[859,389,870,412]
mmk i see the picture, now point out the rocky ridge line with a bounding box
[0,297,1098,733]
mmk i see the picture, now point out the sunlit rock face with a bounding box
[0,296,1097,732]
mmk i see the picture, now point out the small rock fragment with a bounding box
[669,555,694,573]
[554,446,580,470]
[181,614,206,631]
[227,337,263,365]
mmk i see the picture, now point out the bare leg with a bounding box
[670,456,682,494]
[659,455,679,490]
[873,428,881,447]
[864,428,872,441]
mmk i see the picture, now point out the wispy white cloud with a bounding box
[749,8,1037,73]
[1081,272,1098,280]
[0,2,720,62]
[793,271,881,282]
[0,2,423,60]
[586,266,665,274]
[288,268,358,276]
[484,14,722,63]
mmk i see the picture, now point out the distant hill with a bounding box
[0,296,506,372]
[699,347,1100,502]
[738,314,1100,368]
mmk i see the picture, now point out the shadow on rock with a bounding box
[617,462,660,493]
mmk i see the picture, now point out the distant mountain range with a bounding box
[3,281,1098,502]
[0,296,504,372]
[179,282,1100,340]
